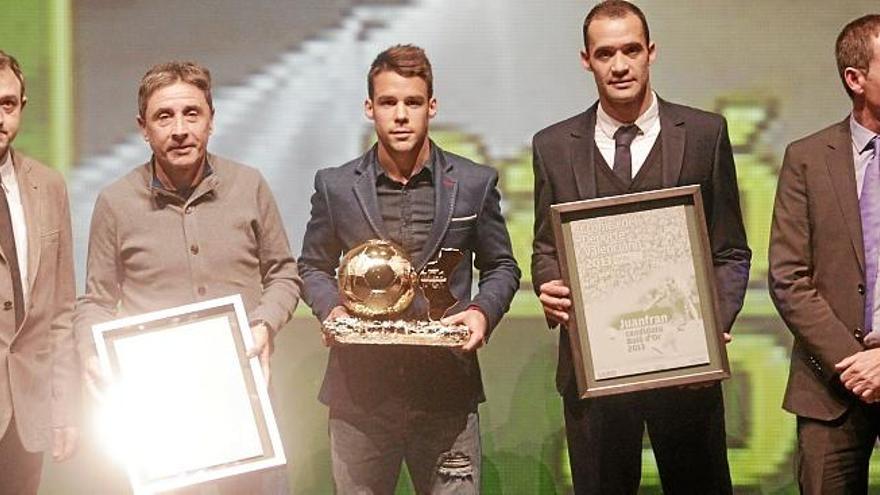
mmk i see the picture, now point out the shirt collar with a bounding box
[596,91,659,140]
[851,113,879,154]
[372,142,436,185]
[0,150,15,193]
[150,156,215,197]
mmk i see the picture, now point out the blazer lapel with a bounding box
[13,151,41,301]
[569,107,598,199]
[659,99,686,188]
[352,150,387,239]
[415,149,457,271]
[826,119,865,271]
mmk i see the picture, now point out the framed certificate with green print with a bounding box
[551,185,730,399]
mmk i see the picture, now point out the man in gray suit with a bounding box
[299,44,520,494]
[531,1,750,493]
[0,50,79,495]
[769,14,880,493]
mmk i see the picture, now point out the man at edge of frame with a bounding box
[769,13,880,494]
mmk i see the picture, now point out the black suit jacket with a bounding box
[769,119,868,421]
[531,99,751,396]
[299,144,520,412]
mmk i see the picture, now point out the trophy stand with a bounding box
[322,241,470,347]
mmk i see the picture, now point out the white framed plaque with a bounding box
[92,295,286,494]
[551,185,730,398]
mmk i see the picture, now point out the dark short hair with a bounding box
[836,14,880,99]
[138,61,213,118]
[0,50,26,100]
[367,44,433,99]
[583,0,651,52]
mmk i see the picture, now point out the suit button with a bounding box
[859,284,867,295]
[3,301,11,310]
[197,286,206,296]
[190,244,199,255]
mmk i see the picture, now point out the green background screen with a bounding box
[4,0,877,493]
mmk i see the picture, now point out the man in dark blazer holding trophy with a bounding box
[298,44,520,494]
[530,1,750,493]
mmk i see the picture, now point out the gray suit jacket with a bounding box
[0,149,78,452]
[299,144,520,412]
[769,119,868,421]
[531,99,751,396]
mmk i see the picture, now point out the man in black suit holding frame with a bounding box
[530,1,751,493]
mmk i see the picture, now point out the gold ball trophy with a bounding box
[323,239,470,346]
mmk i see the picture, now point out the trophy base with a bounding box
[323,317,469,347]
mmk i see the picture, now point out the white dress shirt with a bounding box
[595,92,662,178]
[0,151,29,303]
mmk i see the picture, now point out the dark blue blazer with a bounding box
[299,144,520,412]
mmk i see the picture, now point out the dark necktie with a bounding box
[860,135,880,333]
[613,124,640,186]
[0,174,24,329]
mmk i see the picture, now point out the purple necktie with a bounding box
[860,135,880,333]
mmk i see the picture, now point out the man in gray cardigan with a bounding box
[74,61,301,494]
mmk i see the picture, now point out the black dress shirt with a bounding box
[372,148,436,262]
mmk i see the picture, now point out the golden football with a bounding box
[338,239,416,318]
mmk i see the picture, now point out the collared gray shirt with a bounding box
[851,115,880,335]
[851,114,879,198]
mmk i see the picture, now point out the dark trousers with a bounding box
[0,418,44,495]
[796,402,880,495]
[563,383,732,495]
[329,401,480,495]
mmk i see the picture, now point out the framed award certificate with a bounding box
[551,185,730,399]
[92,295,286,494]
